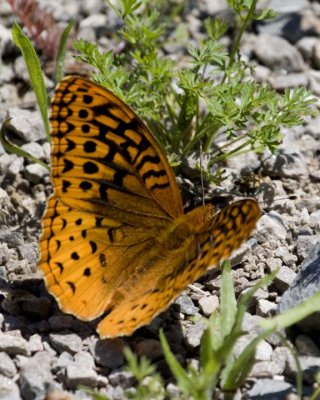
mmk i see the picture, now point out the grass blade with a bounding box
[11,22,50,141]
[54,20,75,83]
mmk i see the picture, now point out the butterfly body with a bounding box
[39,76,260,337]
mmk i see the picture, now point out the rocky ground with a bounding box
[0,0,320,399]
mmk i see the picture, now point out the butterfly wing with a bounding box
[39,76,183,321]
[97,199,260,337]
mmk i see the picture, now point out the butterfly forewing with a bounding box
[39,76,261,338]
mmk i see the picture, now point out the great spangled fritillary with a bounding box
[39,76,260,338]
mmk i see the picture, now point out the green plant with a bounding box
[73,0,315,180]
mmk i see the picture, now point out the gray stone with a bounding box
[269,72,308,90]
[108,370,134,388]
[304,114,320,139]
[52,351,73,377]
[20,142,45,160]
[0,333,29,355]
[0,353,17,378]
[6,108,46,142]
[173,295,198,315]
[19,351,53,400]
[297,36,317,60]
[256,299,277,316]
[262,152,306,179]
[198,295,219,316]
[28,334,44,354]
[49,333,82,354]
[296,235,320,261]
[286,354,320,384]
[279,241,320,332]
[254,34,305,72]
[255,212,287,243]
[135,339,162,360]
[24,164,49,184]
[0,375,21,400]
[295,335,320,356]
[185,320,206,348]
[247,378,293,399]
[48,316,75,331]
[92,338,124,369]
[65,352,98,389]
[274,266,297,293]
[255,340,273,361]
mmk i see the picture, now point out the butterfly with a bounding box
[39,76,260,338]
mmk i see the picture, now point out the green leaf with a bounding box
[160,330,194,395]
[11,22,50,141]
[54,20,75,83]
[220,260,237,338]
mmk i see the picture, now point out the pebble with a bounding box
[24,164,49,184]
[65,352,98,389]
[173,295,198,315]
[255,340,273,361]
[247,378,294,399]
[198,295,219,316]
[0,333,29,356]
[253,34,305,72]
[295,334,320,356]
[274,266,297,293]
[255,213,287,242]
[0,353,17,378]
[6,108,46,142]
[19,351,53,400]
[296,235,320,260]
[0,375,21,400]
[135,339,163,360]
[108,370,135,388]
[185,320,207,348]
[279,242,320,332]
[91,338,125,369]
[49,333,83,354]
[256,299,277,316]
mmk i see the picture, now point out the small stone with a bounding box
[52,352,73,378]
[92,338,124,369]
[0,353,17,378]
[28,334,44,354]
[0,333,29,356]
[254,34,305,72]
[108,370,135,388]
[295,335,320,356]
[256,299,277,316]
[135,339,162,360]
[286,355,320,384]
[274,266,297,293]
[20,143,45,160]
[247,378,293,399]
[24,164,49,184]
[255,212,287,243]
[173,295,198,315]
[6,108,46,142]
[255,340,273,361]
[65,352,98,389]
[49,333,82,354]
[296,235,320,261]
[0,375,21,400]
[48,316,75,331]
[19,351,53,400]
[269,72,308,90]
[185,320,206,348]
[198,295,219,316]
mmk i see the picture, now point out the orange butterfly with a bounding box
[39,76,260,338]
